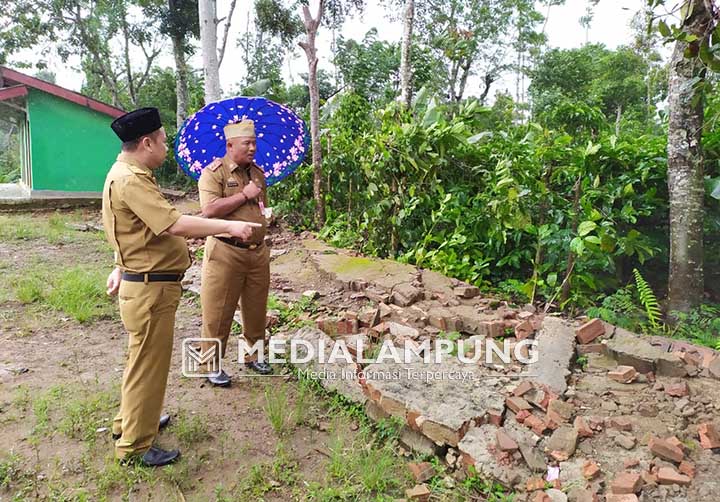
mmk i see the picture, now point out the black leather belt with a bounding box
[121,272,184,282]
[217,236,263,250]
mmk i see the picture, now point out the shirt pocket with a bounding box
[223,180,242,197]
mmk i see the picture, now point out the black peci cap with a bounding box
[111,107,162,142]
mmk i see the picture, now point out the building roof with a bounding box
[0,66,125,118]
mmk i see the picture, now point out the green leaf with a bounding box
[570,237,585,256]
[658,20,671,38]
[699,40,713,65]
[706,176,720,200]
[467,131,493,144]
[578,221,597,237]
[584,235,601,245]
[546,273,558,288]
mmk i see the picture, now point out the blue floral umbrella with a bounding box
[174,96,309,186]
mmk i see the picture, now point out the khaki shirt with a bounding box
[102,153,191,274]
[197,156,268,244]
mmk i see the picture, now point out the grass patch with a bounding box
[93,458,155,499]
[326,425,406,496]
[174,412,210,447]
[46,267,114,322]
[58,386,118,446]
[11,266,115,323]
[266,293,317,334]
[0,452,23,489]
[233,442,299,498]
[263,384,293,436]
[0,212,104,245]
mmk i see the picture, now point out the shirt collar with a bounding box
[117,153,152,175]
[224,156,253,174]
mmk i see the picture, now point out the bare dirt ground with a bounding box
[0,209,491,502]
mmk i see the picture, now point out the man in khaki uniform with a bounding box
[103,107,260,466]
[198,119,272,386]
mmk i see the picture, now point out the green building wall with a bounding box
[27,89,119,193]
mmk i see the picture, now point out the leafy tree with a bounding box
[415,0,546,103]
[529,44,651,134]
[1,0,164,109]
[334,29,399,103]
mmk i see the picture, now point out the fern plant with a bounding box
[633,268,662,329]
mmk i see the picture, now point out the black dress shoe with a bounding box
[246,361,273,375]
[207,369,231,387]
[112,413,171,440]
[120,446,180,467]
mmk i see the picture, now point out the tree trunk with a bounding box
[666,0,712,313]
[479,74,495,104]
[299,0,325,228]
[456,58,471,102]
[399,0,414,108]
[199,0,221,103]
[121,16,137,106]
[171,32,189,129]
[561,176,582,305]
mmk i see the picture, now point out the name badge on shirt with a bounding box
[227,180,239,187]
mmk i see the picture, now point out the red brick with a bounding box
[496,429,519,452]
[665,381,690,398]
[698,423,720,449]
[611,471,643,494]
[454,285,480,299]
[666,436,686,452]
[407,410,423,431]
[623,458,640,469]
[407,462,435,483]
[608,366,638,384]
[576,318,605,344]
[526,477,546,491]
[657,467,692,486]
[649,437,684,463]
[550,450,569,462]
[583,460,601,479]
[576,343,605,356]
[574,416,594,438]
[515,410,531,424]
[515,320,534,340]
[547,399,574,422]
[608,417,633,432]
[606,496,639,502]
[487,409,504,426]
[506,396,532,413]
[405,483,431,501]
[368,322,390,338]
[678,461,696,479]
[588,416,605,431]
[513,380,534,397]
[642,471,658,485]
[524,415,550,435]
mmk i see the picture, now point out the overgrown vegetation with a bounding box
[11,266,114,323]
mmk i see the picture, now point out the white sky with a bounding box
[10,0,645,101]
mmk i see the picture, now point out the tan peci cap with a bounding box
[224,119,256,139]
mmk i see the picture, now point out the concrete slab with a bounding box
[522,316,576,394]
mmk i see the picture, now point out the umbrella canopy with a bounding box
[175,96,309,186]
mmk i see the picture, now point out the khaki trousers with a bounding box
[200,236,270,365]
[112,280,182,459]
